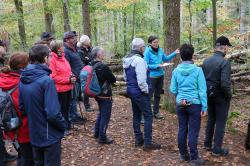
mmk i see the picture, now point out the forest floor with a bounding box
[6,94,250,166]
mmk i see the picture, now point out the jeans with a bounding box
[204,96,230,150]
[131,93,153,145]
[177,104,201,160]
[69,82,81,121]
[94,98,112,141]
[149,76,164,115]
[17,143,34,166]
[58,91,71,129]
[32,141,61,166]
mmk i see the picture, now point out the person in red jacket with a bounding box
[49,40,76,135]
[0,52,34,166]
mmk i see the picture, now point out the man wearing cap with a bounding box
[40,32,55,46]
[63,31,86,124]
[202,36,232,156]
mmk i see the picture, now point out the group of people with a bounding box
[0,31,245,166]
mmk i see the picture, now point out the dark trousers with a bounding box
[83,93,90,109]
[177,104,201,160]
[94,98,112,141]
[17,143,34,166]
[204,96,230,150]
[32,141,61,166]
[131,93,153,145]
[149,76,164,115]
[69,82,81,121]
[58,91,71,129]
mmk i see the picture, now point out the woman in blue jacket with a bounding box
[144,36,179,119]
[170,44,207,165]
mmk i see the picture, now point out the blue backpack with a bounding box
[80,62,102,97]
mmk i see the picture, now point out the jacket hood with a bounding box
[176,62,197,76]
[122,50,143,69]
[20,64,51,84]
[0,72,20,90]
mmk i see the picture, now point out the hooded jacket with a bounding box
[19,64,66,147]
[144,46,176,78]
[123,50,149,98]
[0,72,30,143]
[64,43,83,77]
[170,62,207,111]
[49,52,73,92]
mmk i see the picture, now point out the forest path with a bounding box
[61,95,250,166]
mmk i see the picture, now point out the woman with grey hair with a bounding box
[91,47,116,144]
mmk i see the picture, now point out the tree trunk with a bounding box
[188,0,192,45]
[240,0,248,34]
[163,0,180,112]
[131,3,136,41]
[43,0,54,33]
[93,17,98,45]
[14,0,27,50]
[123,11,127,55]
[82,0,91,38]
[63,0,71,32]
[212,0,217,46]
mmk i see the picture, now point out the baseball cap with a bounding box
[215,36,232,47]
[63,31,77,39]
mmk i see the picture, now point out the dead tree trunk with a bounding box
[212,0,217,46]
[82,0,91,38]
[63,0,71,32]
[14,0,27,49]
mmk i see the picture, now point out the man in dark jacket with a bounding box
[40,32,55,46]
[202,36,232,156]
[63,31,86,124]
[123,38,161,151]
[77,35,93,112]
[19,44,66,166]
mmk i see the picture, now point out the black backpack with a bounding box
[0,87,22,132]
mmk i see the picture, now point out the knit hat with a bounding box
[77,35,90,48]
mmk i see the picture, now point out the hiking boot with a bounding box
[212,148,229,156]
[93,133,99,139]
[85,108,94,112]
[99,137,113,144]
[135,139,144,147]
[154,112,164,119]
[180,153,190,162]
[71,117,87,125]
[190,158,205,166]
[143,143,161,151]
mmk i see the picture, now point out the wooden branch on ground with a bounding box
[232,75,250,81]
[109,65,123,72]
[226,50,247,60]
[115,75,125,81]
[114,81,126,86]
[231,71,250,77]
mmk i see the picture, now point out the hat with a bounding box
[77,35,90,47]
[63,31,77,39]
[41,32,55,41]
[215,36,232,47]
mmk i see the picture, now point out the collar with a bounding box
[182,60,194,64]
[214,51,226,57]
[128,50,144,58]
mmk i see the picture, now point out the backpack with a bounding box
[80,62,102,97]
[0,87,22,132]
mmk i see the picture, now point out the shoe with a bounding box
[154,112,164,119]
[190,158,205,166]
[85,108,94,112]
[3,152,17,162]
[64,130,71,136]
[143,143,161,151]
[135,139,144,147]
[71,117,87,125]
[94,133,99,139]
[99,137,113,144]
[212,148,229,156]
[180,153,190,162]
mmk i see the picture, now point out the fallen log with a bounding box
[109,65,123,73]
[114,81,126,86]
[226,50,247,60]
[231,71,250,77]
[232,75,250,81]
[115,75,125,81]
